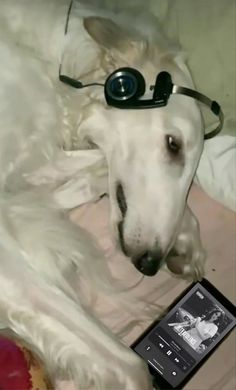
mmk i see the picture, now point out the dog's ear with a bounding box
[83,17,128,51]
[83,16,147,71]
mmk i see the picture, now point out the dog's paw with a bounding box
[164,206,206,282]
[165,242,206,282]
[125,354,153,390]
[66,344,152,390]
[104,348,152,390]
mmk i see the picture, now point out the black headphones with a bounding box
[59,67,224,140]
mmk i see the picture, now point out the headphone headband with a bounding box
[172,85,224,140]
[59,68,224,140]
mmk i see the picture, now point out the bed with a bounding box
[0,0,235,389]
[69,184,236,390]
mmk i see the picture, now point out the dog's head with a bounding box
[73,16,204,275]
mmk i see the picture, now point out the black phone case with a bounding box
[131,278,236,389]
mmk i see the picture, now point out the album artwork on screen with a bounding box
[166,288,232,354]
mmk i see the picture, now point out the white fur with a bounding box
[0,0,206,388]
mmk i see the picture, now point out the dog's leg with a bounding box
[165,205,206,281]
[0,192,152,389]
[0,255,152,390]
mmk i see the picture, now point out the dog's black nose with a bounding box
[133,251,162,276]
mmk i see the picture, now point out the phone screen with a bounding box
[132,281,236,388]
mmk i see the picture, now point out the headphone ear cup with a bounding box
[129,68,145,98]
[105,67,146,105]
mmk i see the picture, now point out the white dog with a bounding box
[0,0,206,388]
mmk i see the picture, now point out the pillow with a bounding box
[149,0,236,210]
[0,336,51,390]
[195,135,236,211]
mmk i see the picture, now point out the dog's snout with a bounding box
[116,183,127,217]
[133,251,162,276]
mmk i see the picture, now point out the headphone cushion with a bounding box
[127,68,145,98]
[105,67,146,101]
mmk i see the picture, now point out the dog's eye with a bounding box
[166,135,182,155]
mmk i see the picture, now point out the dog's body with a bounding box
[0,0,205,388]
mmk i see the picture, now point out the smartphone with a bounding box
[131,279,236,389]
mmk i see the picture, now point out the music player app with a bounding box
[134,283,236,387]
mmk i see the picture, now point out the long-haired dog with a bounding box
[0,0,206,388]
